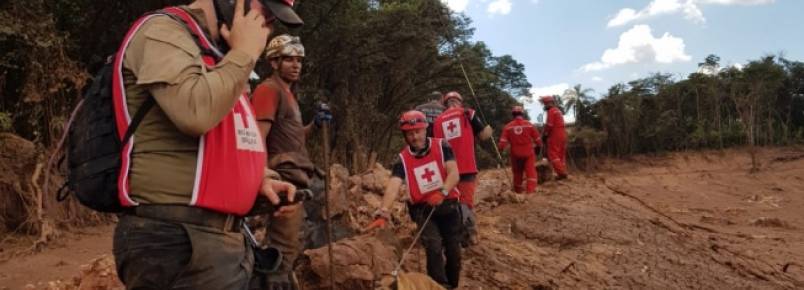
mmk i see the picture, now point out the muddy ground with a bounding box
[1,146,802,289]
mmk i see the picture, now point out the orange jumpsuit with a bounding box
[498,117,541,193]
[544,107,567,177]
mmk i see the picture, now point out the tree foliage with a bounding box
[1,0,530,172]
[573,54,804,161]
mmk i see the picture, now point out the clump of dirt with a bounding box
[22,255,122,290]
[751,217,794,229]
[300,233,400,289]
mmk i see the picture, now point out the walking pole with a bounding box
[391,206,437,279]
[456,57,512,184]
[435,8,512,185]
[321,119,335,290]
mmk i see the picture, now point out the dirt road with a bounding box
[0,226,113,289]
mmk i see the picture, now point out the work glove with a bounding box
[365,208,390,231]
[365,218,387,231]
[313,102,333,127]
[425,191,446,206]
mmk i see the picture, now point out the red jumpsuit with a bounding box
[544,106,567,177]
[498,117,541,193]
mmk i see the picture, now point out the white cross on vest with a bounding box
[413,161,443,193]
[442,118,461,140]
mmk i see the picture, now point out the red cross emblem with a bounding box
[421,168,436,183]
[447,121,457,132]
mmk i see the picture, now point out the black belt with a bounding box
[125,204,243,232]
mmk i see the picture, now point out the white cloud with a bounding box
[607,0,773,28]
[697,0,773,4]
[524,83,574,124]
[487,0,512,15]
[581,25,691,72]
[442,0,470,12]
[592,76,604,82]
[530,83,570,98]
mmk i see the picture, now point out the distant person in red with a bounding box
[433,91,492,246]
[539,95,568,180]
[498,106,542,193]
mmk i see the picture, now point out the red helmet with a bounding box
[441,91,463,106]
[512,105,524,115]
[399,110,428,131]
[539,95,555,104]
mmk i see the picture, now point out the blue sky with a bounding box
[443,0,804,122]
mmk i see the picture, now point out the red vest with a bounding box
[113,7,266,215]
[399,138,460,204]
[502,117,540,158]
[433,107,477,175]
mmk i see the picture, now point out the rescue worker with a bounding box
[111,0,303,289]
[415,91,446,137]
[498,106,542,193]
[250,34,332,289]
[539,95,568,180]
[433,91,492,245]
[369,110,463,289]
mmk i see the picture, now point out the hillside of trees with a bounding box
[565,54,804,170]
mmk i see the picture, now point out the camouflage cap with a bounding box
[265,34,305,59]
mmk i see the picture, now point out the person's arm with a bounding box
[498,125,510,151]
[442,160,459,193]
[468,111,493,141]
[250,84,279,143]
[544,108,556,138]
[125,16,257,137]
[379,177,403,212]
[440,140,459,193]
[531,125,542,147]
[378,161,406,211]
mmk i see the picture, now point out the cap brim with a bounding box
[263,0,303,28]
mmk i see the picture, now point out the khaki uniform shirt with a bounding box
[123,6,257,204]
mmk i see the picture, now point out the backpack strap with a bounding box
[121,97,156,145]
[119,7,221,145]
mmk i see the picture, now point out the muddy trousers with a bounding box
[457,177,478,244]
[113,214,253,290]
[409,200,463,288]
[510,154,537,193]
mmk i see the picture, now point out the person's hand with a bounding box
[220,0,272,62]
[314,102,333,127]
[425,192,445,206]
[259,178,300,218]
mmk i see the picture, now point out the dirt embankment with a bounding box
[2,146,803,289]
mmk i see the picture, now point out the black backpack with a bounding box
[54,58,155,212]
[52,9,209,212]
